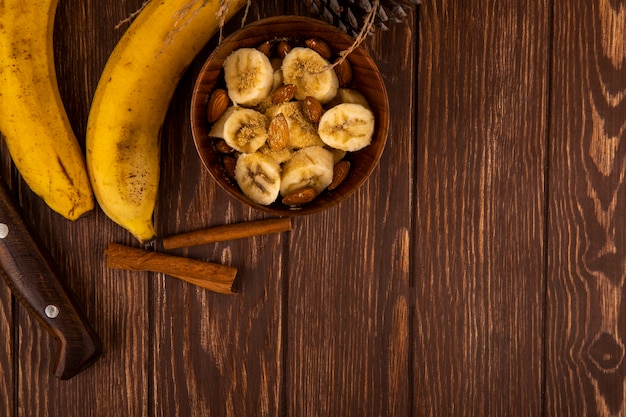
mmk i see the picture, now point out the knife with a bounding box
[0,179,102,379]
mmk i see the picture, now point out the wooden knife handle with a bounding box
[0,181,102,380]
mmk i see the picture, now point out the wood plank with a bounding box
[0,149,15,417]
[0,285,13,417]
[414,1,549,414]
[284,5,415,416]
[151,2,287,416]
[546,0,626,415]
[11,1,150,416]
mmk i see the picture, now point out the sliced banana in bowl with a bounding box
[280,146,335,197]
[281,47,339,103]
[223,48,275,106]
[190,16,389,215]
[234,153,281,205]
[222,108,269,153]
[318,103,375,152]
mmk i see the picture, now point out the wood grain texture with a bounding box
[7,0,626,414]
[151,3,287,416]
[0,283,13,417]
[282,3,413,416]
[415,1,549,415]
[547,0,626,415]
[0,148,15,417]
[10,1,151,416]
[0,179,102,380]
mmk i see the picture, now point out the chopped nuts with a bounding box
[207,89,230,123]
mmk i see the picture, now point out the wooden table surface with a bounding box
[2,0,626,415]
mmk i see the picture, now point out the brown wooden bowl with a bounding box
[190,15,389,215]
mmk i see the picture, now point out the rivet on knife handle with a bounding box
[0,180,102,379]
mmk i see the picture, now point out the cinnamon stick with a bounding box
[161,217,292,250]
[105,243,237,294]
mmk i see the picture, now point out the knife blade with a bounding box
[0,179,102,379]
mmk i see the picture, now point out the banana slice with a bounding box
[266,102,325,149]
[281,47,338,104]
[336,88,370,108]
[272,68,284,91]
[222,108,269,153]
[280,146,334,196]
[234,153,282,205]
[252,95,275,115]
[259,144,294,165]
[327,147,347,164]
[223,48,274,106]
[318,103,375,152]
[208,106,237,138]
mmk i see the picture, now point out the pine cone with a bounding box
[304,0,419,37]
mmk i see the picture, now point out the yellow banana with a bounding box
[87,0,247,243]
[0,0,94,220]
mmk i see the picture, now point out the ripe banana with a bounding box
[334,88,370,108]
[223,48,274,106]
[259,144,293,165]
[222,108,269,152]
[211,42,374,207]
[318,103,375,151]
[265,102,325,149]
[281,47,338,103]
[279,146,334,196]
[86,0,247,243]
[0,0,94,220]
[234,153,281,205]
[209,106,237,138]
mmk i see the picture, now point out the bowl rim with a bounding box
[190,15,390,216]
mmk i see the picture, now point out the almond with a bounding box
[256,40,272,57]
[214,138,234,153]
[222,155,236,179]
[267,113,290,151]
[207,89,230,123]
[305,38,332,60]
[272,84,297,103]
[328,160,350,190]
[334,58,353,87]
[276,40,292,58]
[281,187,318,206]
[270,57,282,71]
[301,96,324,124]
